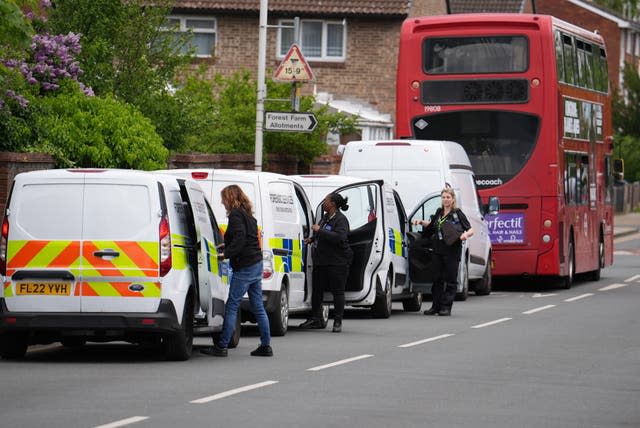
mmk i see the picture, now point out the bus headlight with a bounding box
[543,219,552,228]
[542,234,551,243]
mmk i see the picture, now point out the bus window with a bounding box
[576,39,594,89]
[555,31,565,83]
[562,34,576,85]
[423,36,528,74]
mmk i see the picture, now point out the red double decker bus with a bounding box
[396,14,615,286]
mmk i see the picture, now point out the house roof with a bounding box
[174,0,411,17]
[447,0,526,13]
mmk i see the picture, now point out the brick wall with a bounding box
[184,13,403,123]
[0,152,56,216]
[536,0,623,91]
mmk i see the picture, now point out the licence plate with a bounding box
[16,282,72,296]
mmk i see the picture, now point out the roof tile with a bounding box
[448,0,526,13]
[174,0,410,16]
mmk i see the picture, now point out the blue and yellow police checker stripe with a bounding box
[268,237,302,273]
[387,228,406,257]
[203,236,230,284]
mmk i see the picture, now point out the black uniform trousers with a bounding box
[311,265,348,322]
[431,250,460,311]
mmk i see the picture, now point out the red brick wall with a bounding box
[0,152,56,217]
[536,0,623,91]
[186,14,402,122]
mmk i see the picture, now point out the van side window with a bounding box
[337,184,378,230]
[205,199,223,245]
[411,196,441,232]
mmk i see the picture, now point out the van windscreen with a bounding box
[16,183,84,239]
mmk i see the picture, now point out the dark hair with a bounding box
[329,192,349,211]
[220,184,253,214]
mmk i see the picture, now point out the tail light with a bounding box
[0,216,8,275]
[262,250,273,279]
[159,214,172,277]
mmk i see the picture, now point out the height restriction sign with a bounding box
[273,44,315,82]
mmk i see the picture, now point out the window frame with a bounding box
[277,18,347,62]
[164,15,217,58]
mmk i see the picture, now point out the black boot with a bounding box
[423,306,438,316]
[332,318,342,333]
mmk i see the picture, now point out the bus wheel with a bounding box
[372,274,392,318]
[561,240,575,289]
[269,285,289,337]
[587,237,604,282]
[163,293,194,361]
[402,292,423,312]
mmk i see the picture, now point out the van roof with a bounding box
[17,168,164,181]
[157,168,289,183]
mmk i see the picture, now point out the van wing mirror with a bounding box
[487,196,500,216]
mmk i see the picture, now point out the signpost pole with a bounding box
[254,0,268,171]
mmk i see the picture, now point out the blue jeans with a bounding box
[218,261,271,348]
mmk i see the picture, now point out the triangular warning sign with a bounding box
[273,44,315,82]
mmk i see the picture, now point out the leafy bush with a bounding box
[33,87,167,169]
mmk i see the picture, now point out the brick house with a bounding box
[171,0,411,140]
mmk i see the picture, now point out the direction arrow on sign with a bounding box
[265,111,317,133]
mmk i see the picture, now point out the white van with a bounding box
[289,174,422,315]
[156,169,320,335]
[0,169,234,360]
[339,139,495,298]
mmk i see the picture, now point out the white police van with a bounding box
[0,169,234,360]
[289,174,422,316]
[339,139,497,298]
[156,169,325,335]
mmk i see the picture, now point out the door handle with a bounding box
[93,249,120,258]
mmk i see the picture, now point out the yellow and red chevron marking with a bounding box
[82,241,158,277]
[3,281,13,297]
[6,240,81,276]
[76,281,161,297]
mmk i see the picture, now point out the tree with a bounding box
[593,0,639,18]
[612,63,640,182]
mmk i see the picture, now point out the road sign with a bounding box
[273,44,315,82]
[265,111,317,133]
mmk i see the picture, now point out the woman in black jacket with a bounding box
[201,185,272,357]
[299,192,352,333]
[413,187,473,316]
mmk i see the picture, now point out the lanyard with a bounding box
[437,213,449,228]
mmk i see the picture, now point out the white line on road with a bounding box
[625,274,640,283]
[599,283,628,291]
[306,354,373,371]
[564,293,594,302]
[398,334,454,348]
[190,380,279,404]
[522,304,556,315]
[93,416,149,428]
[471,318,512,329]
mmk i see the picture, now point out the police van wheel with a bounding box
[164,294,194,361]
[372,274,392,319]
[269,286,289,337]
[402,292,422,312]
[228,313,241,349]
[474,262,492,296]
[0,333,28,359]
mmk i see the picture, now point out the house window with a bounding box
[278,19,346,61]
[164,16,216,57]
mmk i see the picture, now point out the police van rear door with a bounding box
[4,170,84,312]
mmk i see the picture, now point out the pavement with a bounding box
[614,211,640,238]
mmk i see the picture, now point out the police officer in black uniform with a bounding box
[299,192,352,332]
[413,187,473,316]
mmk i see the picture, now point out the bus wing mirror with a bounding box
[487,196,500,216]
[613,158,624,180]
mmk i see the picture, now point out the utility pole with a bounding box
[254,0,268,171]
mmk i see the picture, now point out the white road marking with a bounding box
[93,416,149,428]
[625,274,640,283]
[599,283,628,291]
[471,318,512,329]
[306,354,373,371]
[532,293,557,298]
[522,304,556,315]
[564,293,594,302]
[398,334,454,348]
[190,380,278,404]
